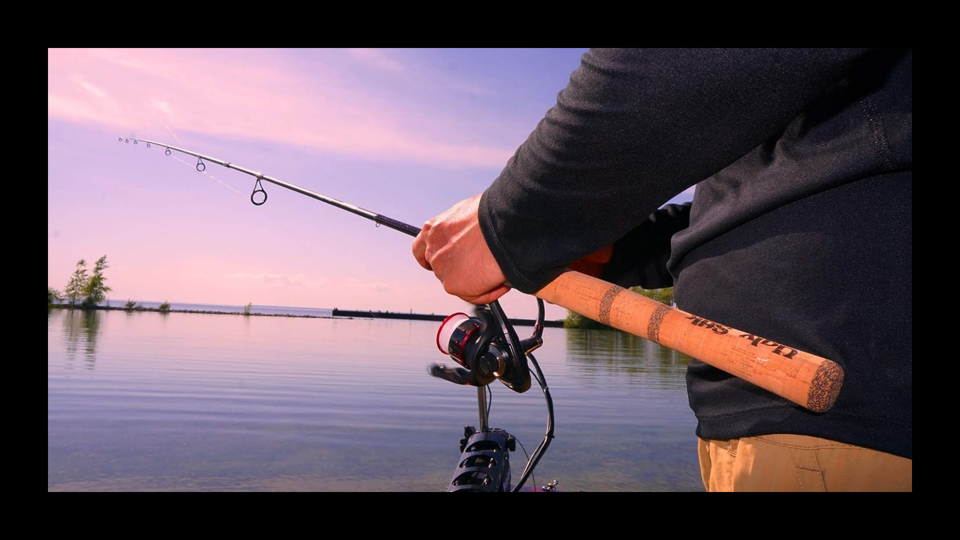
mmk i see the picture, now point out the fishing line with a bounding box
[148,103,184,144]
[158,118,183,144]
[169,153,245,198]
[121,135,244,197]
[514,437,536,492]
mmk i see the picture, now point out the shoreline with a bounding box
[49,304,333,319]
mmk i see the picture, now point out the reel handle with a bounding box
[428,363,479,386]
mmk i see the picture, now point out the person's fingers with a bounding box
[411,193,506,303]
[411,233,432,270]
[460,285,511,305]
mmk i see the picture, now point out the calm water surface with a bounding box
[48,307,702,491]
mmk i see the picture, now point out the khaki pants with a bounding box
[698,434,912,492]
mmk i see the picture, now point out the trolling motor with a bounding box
[430,299,552,492]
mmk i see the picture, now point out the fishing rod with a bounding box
[122,136,553,492]
[119,137,421,237]
[123,135,845,422]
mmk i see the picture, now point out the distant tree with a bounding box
[632,286,674,306]
[81,256,112,308]
[563,310,613,330]
[564,286,674,330]
[124,300,140,311]
[158,301,171,312]
[64,259,89,306]
[243,302,252,316]
[48,287,63,306]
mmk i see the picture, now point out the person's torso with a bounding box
[667,49,912,458]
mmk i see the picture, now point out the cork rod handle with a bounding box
[535,270,843,413]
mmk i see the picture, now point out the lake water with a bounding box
[47,306,703,492]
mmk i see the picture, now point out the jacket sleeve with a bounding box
[601,202,691,290]
[478,48,871,293]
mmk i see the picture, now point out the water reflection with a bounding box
[62,309,102,370]
[565,329,691,390]
[48,310,703,491]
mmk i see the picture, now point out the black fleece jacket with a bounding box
[479,48,912,458]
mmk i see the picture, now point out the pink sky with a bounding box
[48,48,693,320]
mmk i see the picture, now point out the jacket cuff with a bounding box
[478,189,559,294]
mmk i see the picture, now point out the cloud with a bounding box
[348,48,406,74]
[348,49,490,96]
[226,272,311,288]
[48,93,102,124]
[342,277,393,293]
[73,76,108,99]
[151,99,173,115]
[48,48,514,168]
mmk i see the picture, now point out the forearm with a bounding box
[480,48,871,293]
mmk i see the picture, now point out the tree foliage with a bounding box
[563,310,613,330]
[48,287,63,305]
[82,256,112,308]
[64,259,88,306]
[158,301,171,312]
[631,286,674,306]
[564,287,674,330]
[61,256,113,308]
[243,302,252,316]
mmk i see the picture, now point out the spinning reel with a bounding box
[429,299,543,394]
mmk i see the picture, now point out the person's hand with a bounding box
[412,194,510,304]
